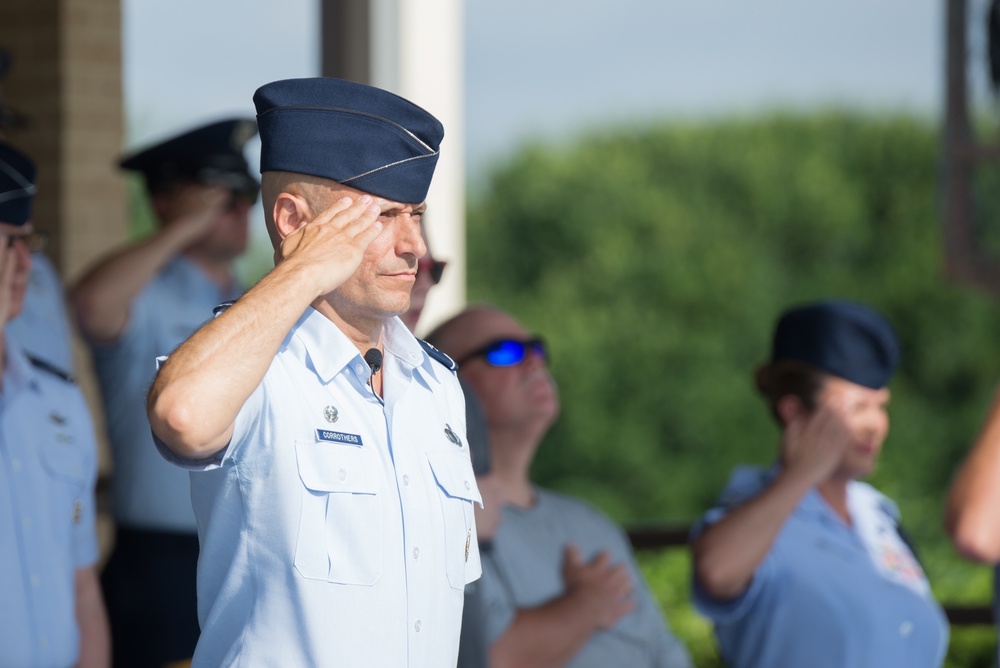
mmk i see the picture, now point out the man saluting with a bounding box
[147,78,482,667]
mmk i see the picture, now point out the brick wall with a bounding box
[0,0,126,279]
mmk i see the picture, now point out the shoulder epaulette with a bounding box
[419,339,457,373]
[213,300,236,316]
[26,355,75,384]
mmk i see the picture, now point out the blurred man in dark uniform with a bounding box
[70,118,258,667]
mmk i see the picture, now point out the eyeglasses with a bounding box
[456,337,547,367]
[417,258,447,285]
[3,230,49,253]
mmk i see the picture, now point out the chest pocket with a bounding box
[427,449,482,590]
[38,440,88,498]
[294,440,383,586]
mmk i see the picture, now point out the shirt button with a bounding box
[338,469,347,481]
[899,621,913,636]
[412,547,420,560]
[464,480,471,490]
[355,363,365,375]
[30,575,40,587]
[11,459,21,471]
[414,620,422,632]
[22,517,31,529]
[403,474,410,486]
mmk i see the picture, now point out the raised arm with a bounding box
[692,401,850,600]
[147,194,382,459]
[946,386,1000,562]
[70,185,227,343]
[490,545,634,668]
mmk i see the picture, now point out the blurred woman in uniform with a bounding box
[690,299,948,668]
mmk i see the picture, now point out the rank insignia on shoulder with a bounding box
[213,300,236,316]
[419,339,458,372]
[444,423,463,448]
[26,355,74,383]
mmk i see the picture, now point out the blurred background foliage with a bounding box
[466,111,1000,666]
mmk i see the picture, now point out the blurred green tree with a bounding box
[467,112,1000,666]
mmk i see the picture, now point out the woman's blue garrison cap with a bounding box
[253,77,444,204]
[0,142,36,227]
[771,300,900,389]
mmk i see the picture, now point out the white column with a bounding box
[369,0,466,334]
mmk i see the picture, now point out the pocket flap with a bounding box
[295,441,381,494]
[39,442,88,483]
[426,449,482,505]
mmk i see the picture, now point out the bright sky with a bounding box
[123,0,972,178]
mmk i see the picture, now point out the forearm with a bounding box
[490,594,601,668]
[946,388,1000,561]
[71,224,199,342]
[147,260,318,458]
[692,467,813,599]
[74,566,110,668]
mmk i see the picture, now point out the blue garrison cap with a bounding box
[771,300,900,389]
[253,78,444,204]
[119,118,259,195]
[0,142,36,227]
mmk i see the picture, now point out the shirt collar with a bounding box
[384,316,443,383]
[287,310,440,385]
[167,255,242,301]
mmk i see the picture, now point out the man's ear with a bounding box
[776,394,806,427]
[272,193,311,240]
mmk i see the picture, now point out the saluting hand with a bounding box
[159,183,230,243]
[276,194,383,298]
[781,398,852,487]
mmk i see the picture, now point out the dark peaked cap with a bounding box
[770,299,900,390]
[0,142,36,227]
[119,118,259,194]
[253,77,444,204]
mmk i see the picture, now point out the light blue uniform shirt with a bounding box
[91,255,241,532]
[479,488,693,668]
[0,339,99,667]
[8,253,74,373]
[158,308,483,667]
[692,466,949,668]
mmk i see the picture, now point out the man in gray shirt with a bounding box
[428,305,692,668]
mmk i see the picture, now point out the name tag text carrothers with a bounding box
[316,429,364,446]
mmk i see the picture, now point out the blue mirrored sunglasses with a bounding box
[457,337,547,367]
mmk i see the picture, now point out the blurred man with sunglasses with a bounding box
[70,118,258,667]
[0,141,110,667]
[428,305,693,668]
